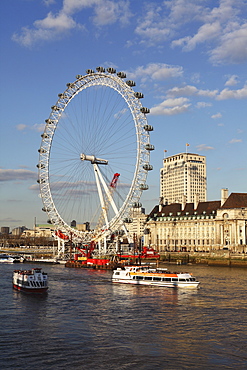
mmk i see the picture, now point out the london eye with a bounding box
[37,67,154,245]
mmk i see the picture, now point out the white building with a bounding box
[160,152,206,205]
[144,190,247,253]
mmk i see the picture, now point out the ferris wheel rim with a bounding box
[38,68,152,242]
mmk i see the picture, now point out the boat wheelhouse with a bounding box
[112,265,200,288]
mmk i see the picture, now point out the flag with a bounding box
[186,143,190,146]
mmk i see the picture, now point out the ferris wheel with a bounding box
[37,67,154,243]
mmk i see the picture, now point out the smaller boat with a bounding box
[13,268,48,293]
[12,255,25,263]
[0,254,15,263]
[112,265,200,289]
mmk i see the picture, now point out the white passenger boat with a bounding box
[0,254,15,263]
[13,268,48,293]
[112,266,200,288]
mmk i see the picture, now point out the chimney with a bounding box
[194,193,199,210]
[159,197,163,212]
[221,188,228,206]
[181,194,186,211]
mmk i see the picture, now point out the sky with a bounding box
[0,0,247,231]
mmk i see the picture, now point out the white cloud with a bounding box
[15,123,45,132]
[32,123,46,132]
[216,84,247,100]
[134,5,171,44]
[0,169,37,182]
[34,11,76,31]
[225,74,239,86]
[196,144,214,151]
[167,83,247,101]
[167,85,218,98]
[196,102,212,109]
[229,138,242,144]
[93,1,132,26]
[173,21,221,51]
[12,0,131,47]
[210,23,247,64]
[150,97,191,116]
[169,1,247,65]
[43,0,56,6]
[211,112,222,119]
[16,124,27,131]
[127,63,183,82]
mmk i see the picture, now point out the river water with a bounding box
[0,262,246,369]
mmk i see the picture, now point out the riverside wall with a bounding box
[159,251,247,268]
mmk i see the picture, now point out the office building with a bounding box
[160,152,206,205]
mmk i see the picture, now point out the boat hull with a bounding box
[112,278,199,288]
[13,283,48,294]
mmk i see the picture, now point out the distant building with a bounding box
[126,207,147,242]
[160,152,206,205]
[77,222,90,231]
[22,224,55,238]
[12,226,27,236]
[144,189,247,253]
[1,227,10,234]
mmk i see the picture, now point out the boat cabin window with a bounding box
[144,276,152,280]
[136,276,143,280]
[153,277,162,281]
[190,277,196,281]
[172,278,178,282]
[164,278,171,281]
[179,278,186,282]
[114,272,120,275]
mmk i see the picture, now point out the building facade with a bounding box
[144,190,247,253]
[160,152,206,205]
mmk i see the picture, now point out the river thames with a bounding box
[1,262,246,369]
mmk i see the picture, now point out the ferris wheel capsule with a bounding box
[117,71,126,78]
[140,107,150,114]
[145,144,155,151]
[96,67,105,72]
[134,92,144,99]
[107,67,116,73]
[143,164,153,171]
[144,124,153,131]
[132,202,142,208]
[140,184,149,190]
[126,80,136,87]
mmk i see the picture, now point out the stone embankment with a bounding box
[159,251,247,267]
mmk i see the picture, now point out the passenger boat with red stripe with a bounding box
[112,266,200,288]
[13,268,48,293]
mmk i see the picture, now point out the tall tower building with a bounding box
[160,152,207,205]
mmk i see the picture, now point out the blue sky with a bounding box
[0,0,246,230]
